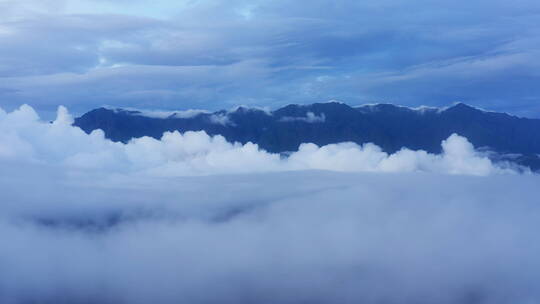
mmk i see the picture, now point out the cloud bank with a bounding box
[0,105,515,176]
[0,105,539,304]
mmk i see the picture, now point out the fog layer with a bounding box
[0,105,538,304]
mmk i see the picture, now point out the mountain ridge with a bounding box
[74,102,540,171]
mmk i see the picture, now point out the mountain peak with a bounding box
[445,102,481,112]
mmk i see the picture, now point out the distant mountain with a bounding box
[74,102,540,171]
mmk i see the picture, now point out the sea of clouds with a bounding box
[0,105,539,304]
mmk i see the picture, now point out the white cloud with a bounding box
[0,105,517,176]
[208,113,233,126]
[0,104,539,303]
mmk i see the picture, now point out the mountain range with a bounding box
[74,102,540,171]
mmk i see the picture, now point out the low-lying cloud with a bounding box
[279,111,326,123]
[0,105,517,176]
[0,105,539,304]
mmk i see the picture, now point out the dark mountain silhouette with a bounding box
[74,102,540,171]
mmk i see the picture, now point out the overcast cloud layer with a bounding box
[1,104,539,303]
[1,0,540,117]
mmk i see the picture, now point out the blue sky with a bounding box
[1,0,540,117]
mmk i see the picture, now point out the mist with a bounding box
[0,105,539,304]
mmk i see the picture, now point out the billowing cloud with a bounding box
[0,105,516,176]
[0,105,539,304]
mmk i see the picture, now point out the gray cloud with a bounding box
[0,0,540,116]
[1,164,540,304]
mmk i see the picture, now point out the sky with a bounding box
[2,3,540,301]
[1,104,540,303]
[0,0,540,117]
